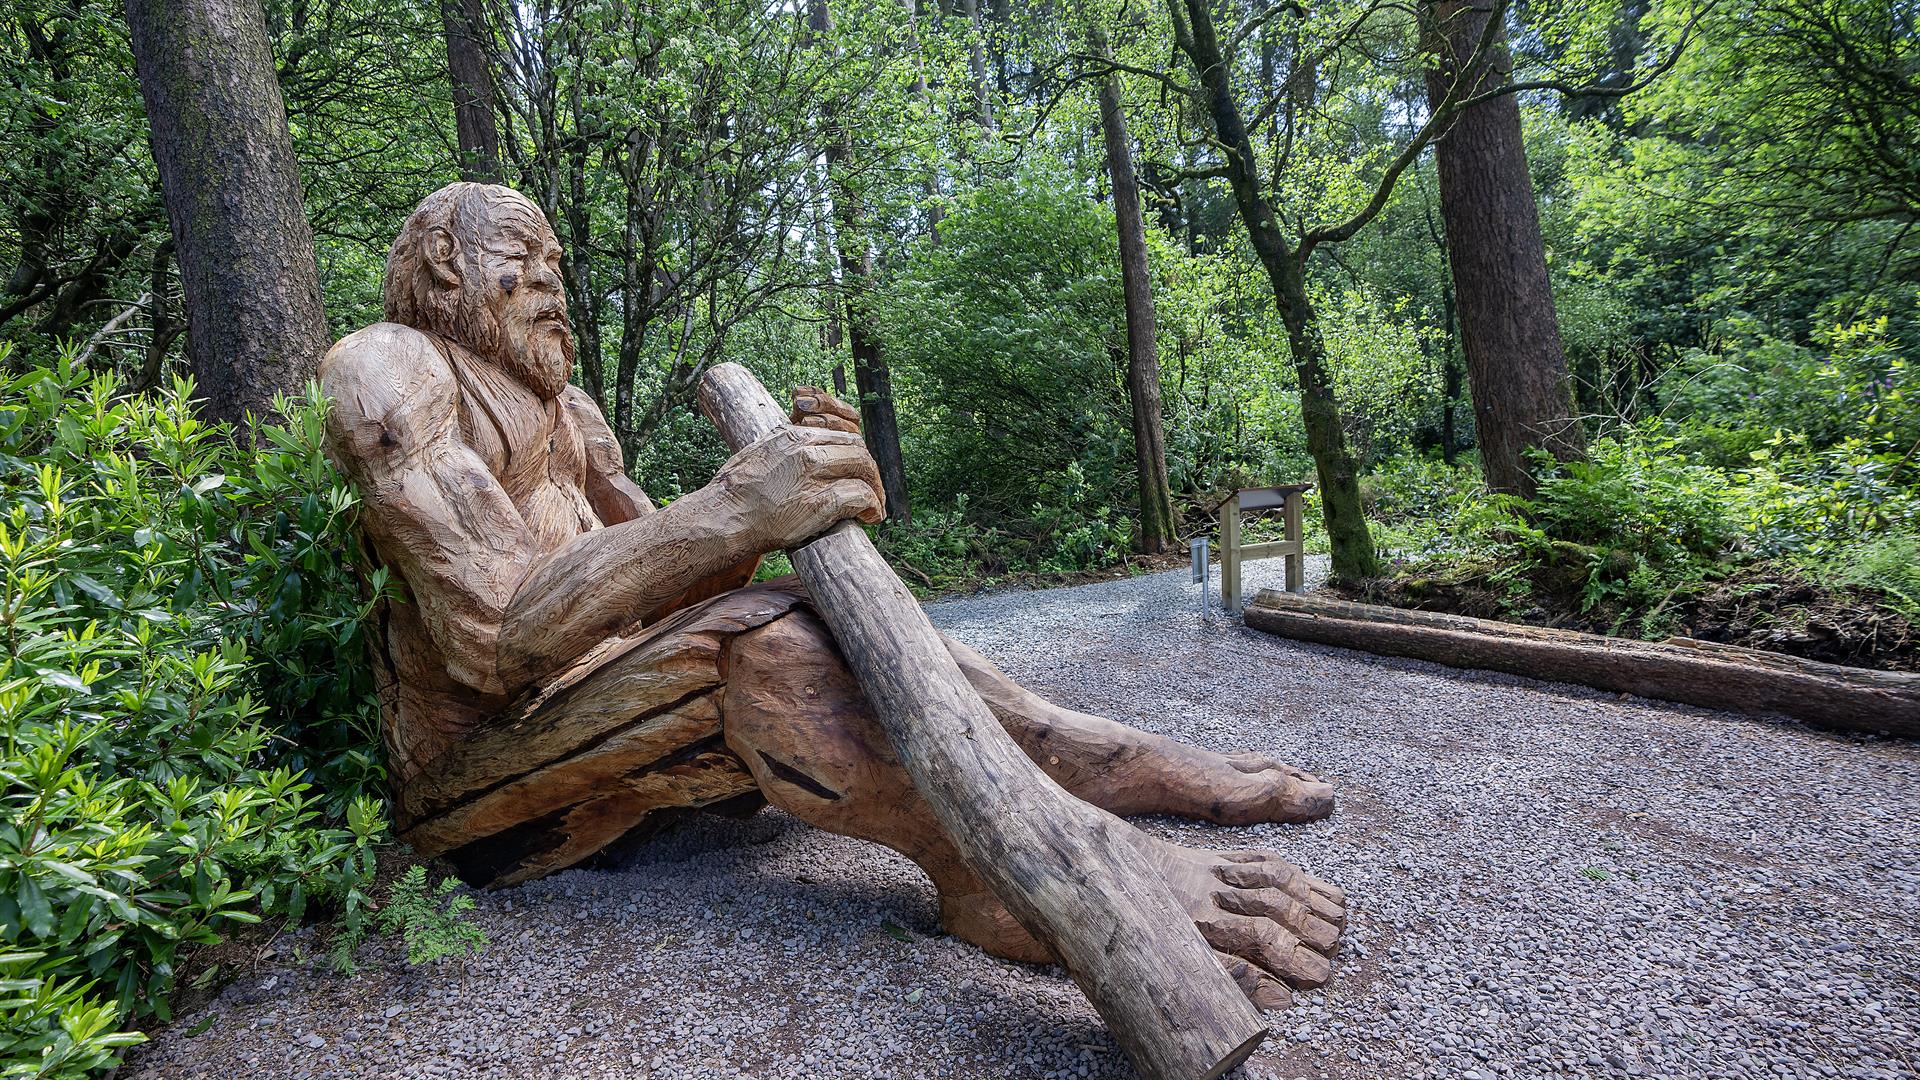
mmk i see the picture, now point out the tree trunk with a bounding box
[814,0,911,523]
[1172,0,1380,581]
[958,0,996,133]
[126,0,329,428]
[1092,28,1178,555]
[440,0,502,183]
[843,276,911,524]
[1423,0,1584,498]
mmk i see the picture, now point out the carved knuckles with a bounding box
[710,424,886,551]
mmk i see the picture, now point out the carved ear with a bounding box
[424,226,462,289]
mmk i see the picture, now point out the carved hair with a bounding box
[384,182,543,349]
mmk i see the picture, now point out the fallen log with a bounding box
[1243,590,1919,738]
[700,364,1266,1080]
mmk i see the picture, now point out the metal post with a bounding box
[1190,536,1210,620]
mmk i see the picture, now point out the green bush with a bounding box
[0,350,386,1076]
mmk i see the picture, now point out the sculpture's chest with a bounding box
[454,372,600,549]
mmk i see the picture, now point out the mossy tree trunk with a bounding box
[1171,0,1382,581]
[126,0,329,427]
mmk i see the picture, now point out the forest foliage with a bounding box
[0,0,1916,1071]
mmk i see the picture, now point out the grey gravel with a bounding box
[127,557,1920,1079]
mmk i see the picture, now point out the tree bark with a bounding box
[958,0,996,133]
[1092,28,1178,554]
[1170,0,1381,581]
[440,0,502,183]
[1423,0,1584,498]
[1244,590,1920,739]
[700,363,1267,1080]
[125,0,329,428]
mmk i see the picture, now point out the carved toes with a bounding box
[1215,950,1294,1012]
[1196,909,1332,990]
[1216,886,1343,953]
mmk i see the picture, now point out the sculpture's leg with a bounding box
[722,612,1345,1010]
[942,635,1336,826]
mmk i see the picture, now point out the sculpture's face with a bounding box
[421,189,575,400]
[465,200,574,399]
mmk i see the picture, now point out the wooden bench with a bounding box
[1217,484,1312,615]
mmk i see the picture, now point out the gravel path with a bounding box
[128,558,1920,1080]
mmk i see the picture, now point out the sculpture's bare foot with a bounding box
[1205,752,1336,825]
[944,828,1345,1012]
[1163,839,1345,1010]
[724,611,1344,1010]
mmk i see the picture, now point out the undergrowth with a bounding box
[0,350,389,1075]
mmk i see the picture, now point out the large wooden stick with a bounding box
[699,364,1266,1080]
[1244,589,1920,738]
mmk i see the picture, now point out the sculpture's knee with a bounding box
[724,612,884,809]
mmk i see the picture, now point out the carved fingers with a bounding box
[716,424,887,552]
[791,385,861,434]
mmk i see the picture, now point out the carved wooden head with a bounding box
[384,182,575,400]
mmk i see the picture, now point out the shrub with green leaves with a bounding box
[0,349,387,1076]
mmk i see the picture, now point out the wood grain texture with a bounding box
[699,362,1267,1080]
[392,582,808,886]
[1244,590,1920,737]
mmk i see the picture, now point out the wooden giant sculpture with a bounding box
[320,183,1345,1079]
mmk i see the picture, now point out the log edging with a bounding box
[1243,590,1919,739]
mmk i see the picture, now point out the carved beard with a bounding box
[452,281,575,401]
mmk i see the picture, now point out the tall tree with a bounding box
[1165,0,1383,580]
[440,0,502,182]
[1423,0,1584,497]
[1092,25,1177,554]
[814,0,913,522]
[125,0,328,425]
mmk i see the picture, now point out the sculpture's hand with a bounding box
[791,385,862,433]
[715,423,886,550]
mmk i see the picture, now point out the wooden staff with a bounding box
[699,364,1266,1080]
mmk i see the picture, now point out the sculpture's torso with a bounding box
[369,335,617,785]
[436,338,602,553]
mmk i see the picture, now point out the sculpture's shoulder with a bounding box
[557,383,617,447]
[318,323,461,480]
[557,383,600,418]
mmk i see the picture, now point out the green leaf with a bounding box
[69,572,122,608]
[16,877,54,938]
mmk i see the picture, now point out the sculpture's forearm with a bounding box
[495,484,752,688]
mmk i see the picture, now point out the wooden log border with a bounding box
[1243,590,1919,738]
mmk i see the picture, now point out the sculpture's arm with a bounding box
[561,385,652,525]
[324,325,882,694]
[558,382,872,629]
[560,383,761,622]
[498,419,883,684]
[320,323,536,694]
